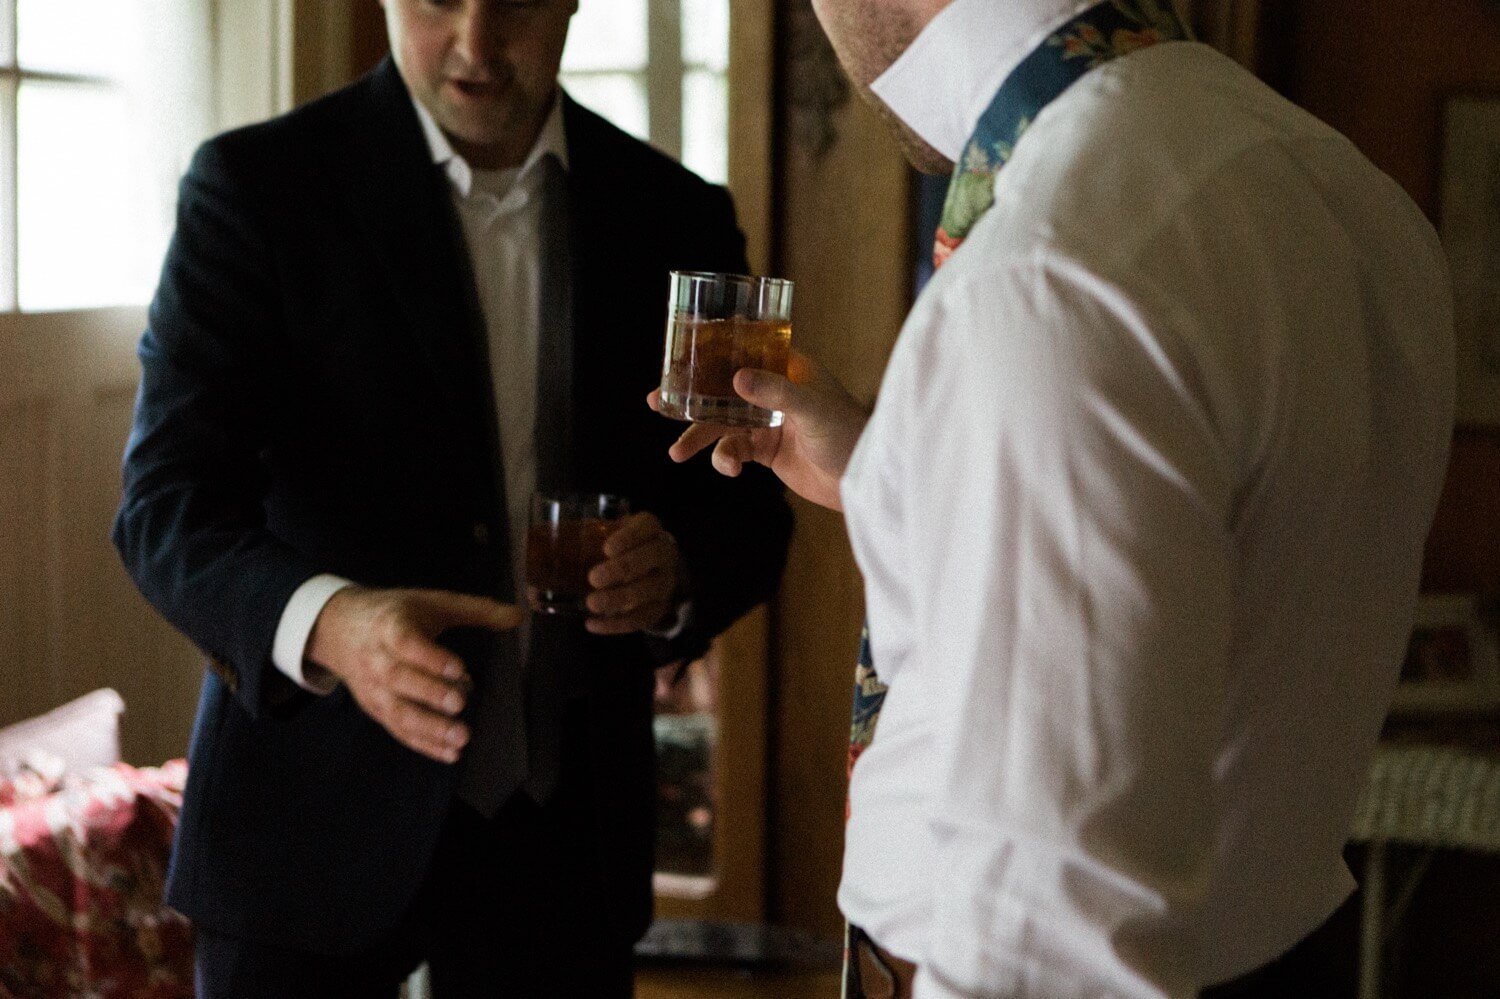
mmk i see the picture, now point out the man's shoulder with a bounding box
[563,94,728,205]
[192,64,393,183]
[982,41,1360,266]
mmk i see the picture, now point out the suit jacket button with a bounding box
[472,522,490,545]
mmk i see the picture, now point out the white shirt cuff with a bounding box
[272,574,355,695]
[645,600,693,640]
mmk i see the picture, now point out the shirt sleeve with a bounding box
[271,574,355,695]
[905,257,1236,998]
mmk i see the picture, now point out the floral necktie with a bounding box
[843,5,1192,990]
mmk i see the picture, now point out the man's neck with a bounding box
[407,85,570,190]
[446,110,548,171]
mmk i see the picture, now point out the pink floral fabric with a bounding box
[0,760,192,999]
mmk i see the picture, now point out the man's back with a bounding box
[840,40,1452,992]
[995,46,1455,966]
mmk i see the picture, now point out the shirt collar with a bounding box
[869,0,1099,163]
[410,88,570,199]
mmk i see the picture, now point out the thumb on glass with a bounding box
[733,349,824,413]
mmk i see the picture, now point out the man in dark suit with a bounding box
[111,1,791,995]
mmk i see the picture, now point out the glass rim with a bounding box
[669,269,793,289]
[531,491,630,507]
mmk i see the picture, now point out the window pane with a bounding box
[562,73,650,144]
[17,82,157,311]
[1,1,14,66]
[681,0,729,72]
[655,712,718,880]
[16,0,130,77]
[562,0,648,73]
[682,69,728,185]
[654,655,721,889]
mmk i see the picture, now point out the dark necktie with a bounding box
[456,473,528,815]
[457,153,574,814]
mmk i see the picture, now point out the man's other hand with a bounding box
[585,512,683,636]
[649,349,869,512]
[306,587,522,763]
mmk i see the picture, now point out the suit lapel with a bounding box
[339,60,495,446]
[333,76,645,504]
[534,155,575,495]
[561,99,623,491]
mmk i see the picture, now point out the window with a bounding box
[560,0,730,185]
[1,0,213,313]
[653,655,721,893]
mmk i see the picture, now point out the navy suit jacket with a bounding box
[113,60,791,954]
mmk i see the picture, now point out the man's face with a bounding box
[810,0,953,175]
[380,0,577,168]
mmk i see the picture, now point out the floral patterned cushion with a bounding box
[0,690,126,779]
[0,758,192,998]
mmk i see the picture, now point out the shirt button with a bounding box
[472,522,491,546]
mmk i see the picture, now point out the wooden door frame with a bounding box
[1180,0,1263,72]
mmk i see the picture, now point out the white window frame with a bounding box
[560,0,729,173]
[0,0,297,316]
[214,0,294,133]
[215,0,354,134]
[0,5,125,312]
[646,0,686,159]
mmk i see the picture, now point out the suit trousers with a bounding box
[195,733,637,999]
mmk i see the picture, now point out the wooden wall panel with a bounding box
[0,309,200,767]
[768,500,868,937]
[0,398,58,726]
[1184,0,1263,71]
[351,3,390,79]
[78,384,202,765]
[1282,0,1500,221]
[291,0,354,106]
[1422,427,1500,592]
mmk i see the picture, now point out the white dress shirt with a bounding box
[270,93,569,692]
[840,5,1455,998]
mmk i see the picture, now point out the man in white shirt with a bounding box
[662,0,1455,995]
[114,0,790,994]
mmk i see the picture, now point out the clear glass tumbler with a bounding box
[657,271,794,428]
[525,493,629,615]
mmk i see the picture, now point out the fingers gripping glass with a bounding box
[657,271,794,428]
[525,493,629,615]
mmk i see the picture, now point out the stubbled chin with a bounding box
[900,137,954,176]
[858,85,953,176]
[431,102,509,144]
